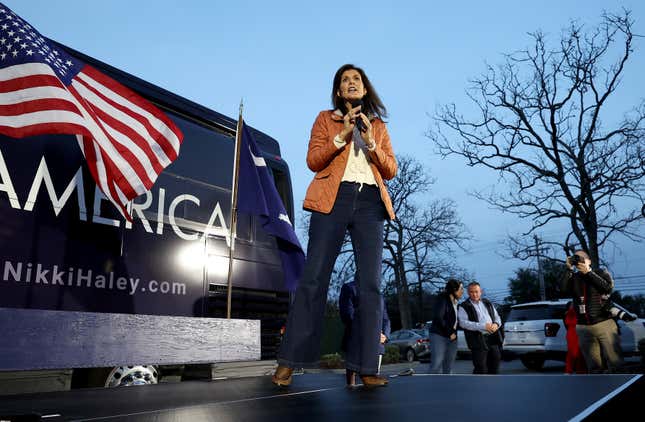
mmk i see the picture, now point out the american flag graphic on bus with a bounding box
[0,3,183,219]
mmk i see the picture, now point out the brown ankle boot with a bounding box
[345,369,356,387]
[360,374,388,387]
[272,365,293,387]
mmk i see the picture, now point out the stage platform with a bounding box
[0,372,641,421]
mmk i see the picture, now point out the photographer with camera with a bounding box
[561,251,623,373]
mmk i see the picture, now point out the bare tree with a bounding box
[429,10,645,268]
[383,156,469,328]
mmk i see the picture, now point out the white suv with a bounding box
[503,300,645,370]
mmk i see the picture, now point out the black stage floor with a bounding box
[0,373,642,421]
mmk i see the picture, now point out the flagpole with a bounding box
[226,100,244,319]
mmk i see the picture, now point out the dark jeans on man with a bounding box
[277,182,386,374]
[471,335,501,374]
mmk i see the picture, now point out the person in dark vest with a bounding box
[339,280,390,386]
[457,281,503,374]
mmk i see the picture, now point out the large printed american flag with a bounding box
[0,3,183,219]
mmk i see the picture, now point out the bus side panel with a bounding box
[0,134,207,317]
[0,111,291,319]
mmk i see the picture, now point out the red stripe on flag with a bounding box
[79,136,103,194]
[0,97,82,116]
[84,133,138,201]
[77,102,157,190]
[80,135,131,219]
[67,83,153,194]
[0,74,63,93]
[100,143,139,200]
[0,122,89,139]
[81,66,182,159]
[72,75,166,175]
[91,106,165,176]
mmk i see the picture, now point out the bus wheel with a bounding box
[104,365,159,387]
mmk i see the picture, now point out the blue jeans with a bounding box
[277,182,386,374]
[429,332,458,374]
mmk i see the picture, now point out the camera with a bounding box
[569,255,581,266]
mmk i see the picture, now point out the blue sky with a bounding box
[6,0,645,300]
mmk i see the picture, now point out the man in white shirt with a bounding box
[458,282,503,374]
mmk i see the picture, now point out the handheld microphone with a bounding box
[350,99,366,132]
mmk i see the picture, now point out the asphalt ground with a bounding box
[210,355,642,379]
[0,356,642,421]
[0,366,641,421]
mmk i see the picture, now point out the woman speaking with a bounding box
[272,64,397,388]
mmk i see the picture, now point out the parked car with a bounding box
[503,300,645,370]
[412,327,432,360]
[412,328,430,338]
[387,329,430,362]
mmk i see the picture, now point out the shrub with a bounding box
[382,345,400,364]
[319,353,345,369]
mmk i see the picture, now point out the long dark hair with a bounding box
[445,279,462,297]
[331,64,388,121]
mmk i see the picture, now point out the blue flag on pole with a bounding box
[237,122,305,292]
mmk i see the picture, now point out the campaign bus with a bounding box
[0,41,293,390]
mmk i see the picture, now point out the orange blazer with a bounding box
[303,110,397,220]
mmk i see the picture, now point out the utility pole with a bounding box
[534,235,545,301]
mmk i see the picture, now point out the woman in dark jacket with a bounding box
[429,279,464,374]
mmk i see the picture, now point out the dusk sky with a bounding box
[6,0,645,301]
